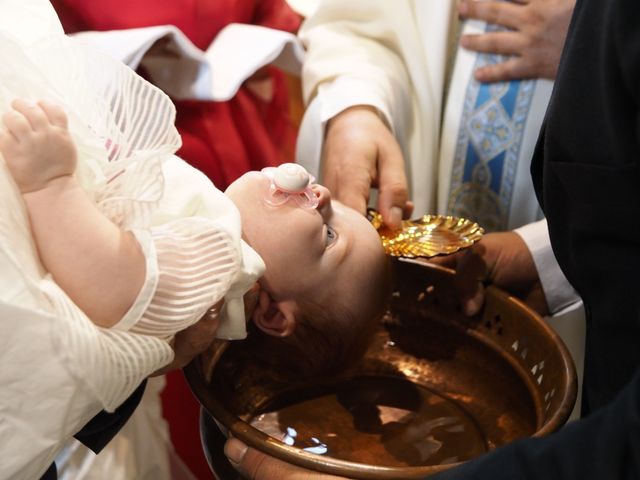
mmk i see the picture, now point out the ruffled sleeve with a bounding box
[114,218,240,339]
[112,155,265,340]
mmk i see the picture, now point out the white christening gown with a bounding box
[0,2,264,478]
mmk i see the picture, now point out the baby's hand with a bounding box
[0,99,78,194]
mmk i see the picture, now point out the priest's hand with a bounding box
[322,105,413,230]
[457,0,575,82]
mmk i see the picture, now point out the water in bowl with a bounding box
[249,375,488,467]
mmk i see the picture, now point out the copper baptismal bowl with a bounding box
[185,259,577,479]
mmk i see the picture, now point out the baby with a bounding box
[0,3,387,478]
[0,99,390,376]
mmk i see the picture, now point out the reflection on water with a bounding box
[249,376,488,467]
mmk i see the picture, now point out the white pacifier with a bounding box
[261,163,319,209]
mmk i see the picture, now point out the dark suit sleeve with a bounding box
[73,380,147,453]
[429,369,640,480]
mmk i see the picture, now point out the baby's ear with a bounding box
[251,290,298,337]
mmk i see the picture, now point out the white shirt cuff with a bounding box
[515,219,581,314]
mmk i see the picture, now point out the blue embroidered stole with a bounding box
[446,27,543,232]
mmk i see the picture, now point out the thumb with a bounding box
[225,438,342,480]
[225,439,292,480]
[244,282,261,319]
[461,283,486,316]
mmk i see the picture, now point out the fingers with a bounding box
[376,135,409,230]
[226,440,278,480]
[473,57,535,83]
[403,200,415,220]
[2,109,32,141]
[461,283,486,316]
[1,99,67,142]
[187,300,223,348]
[442,244,491,316]
[244,282,261,319]
[225,438,249,470]
[460,31,527,57]
[426,251,487,316]
[153,299,223,375]
[0,129,15,157]
[10,99,50,131]
[38,100,69,128]
[459,29,534,83]
[321,105,411,227]
[225,439,343,480]
[458,0,523,30]
[322,106,386,215]
[458,0,573,82]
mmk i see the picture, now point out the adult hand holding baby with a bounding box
[151,300,224,376]
[153,283,261,375]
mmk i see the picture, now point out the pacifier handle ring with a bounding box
[273,163,312,193]
[262,164,319,209]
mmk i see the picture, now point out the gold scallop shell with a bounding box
[368,210,484,258]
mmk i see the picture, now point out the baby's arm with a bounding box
[0,99,145,327]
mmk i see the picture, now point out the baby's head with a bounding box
[225,165,390,375]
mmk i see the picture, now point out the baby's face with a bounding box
[226,171,386,309]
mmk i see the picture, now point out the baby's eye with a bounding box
[325,225,338,246]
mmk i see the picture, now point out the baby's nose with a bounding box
[313,184,332,210]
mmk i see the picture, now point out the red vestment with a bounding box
[52,0,301,190]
